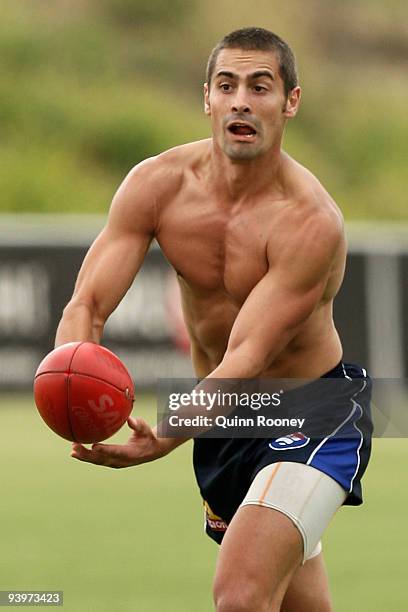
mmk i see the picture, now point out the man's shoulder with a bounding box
[156,139,211,164]
[268,154,345,265]
[127,139,211,194]
[282,153,344,234]
[108,140,211,231]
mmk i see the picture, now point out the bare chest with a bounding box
[156,195,273,304]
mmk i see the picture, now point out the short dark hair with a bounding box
[206,27,298,97]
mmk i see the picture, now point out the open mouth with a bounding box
[227,122,257,138]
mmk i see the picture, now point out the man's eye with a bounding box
[254,85,267,92]
[220,83,231,91]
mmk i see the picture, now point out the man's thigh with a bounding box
[213,507,333,612]
[240,462,346,561]
[213,462,346,611]
[213,504,303,611]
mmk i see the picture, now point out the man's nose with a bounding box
[231,86,251,114]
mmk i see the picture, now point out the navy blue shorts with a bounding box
[193,362,373,544]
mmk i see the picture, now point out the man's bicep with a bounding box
[67,162,157,320]
[107,159,158,238]
[73,226,152,320]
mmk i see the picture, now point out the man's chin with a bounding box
[223,143,263,161]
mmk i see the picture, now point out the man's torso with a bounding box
[148,139,346,379]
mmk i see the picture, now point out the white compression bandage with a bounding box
[240,462,347,563]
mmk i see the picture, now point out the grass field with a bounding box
[1,394,407,611]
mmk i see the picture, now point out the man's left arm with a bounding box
[210,213,343,380]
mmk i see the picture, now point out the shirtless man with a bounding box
[55,28,372,612]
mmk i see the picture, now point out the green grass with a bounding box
[1,394,407,611]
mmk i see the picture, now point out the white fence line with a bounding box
[1,215,408,252]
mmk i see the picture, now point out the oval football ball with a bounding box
[34,342,135,443]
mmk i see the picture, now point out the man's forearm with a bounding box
[151,427,190,456]
[55,301,103,347]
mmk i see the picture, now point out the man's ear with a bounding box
[204,82,211,115]
[283,86,301,118]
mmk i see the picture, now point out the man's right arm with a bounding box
[55,158,187,466]
[55,159,157,346]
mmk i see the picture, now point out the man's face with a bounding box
[204,48,300,161]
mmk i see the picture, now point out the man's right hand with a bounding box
[70,416,178,469]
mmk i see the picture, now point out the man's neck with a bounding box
[209,140,284,202]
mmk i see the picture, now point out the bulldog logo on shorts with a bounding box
[269,432,310,450]
[204,501,228,532]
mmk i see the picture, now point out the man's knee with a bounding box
[213,578,274,612]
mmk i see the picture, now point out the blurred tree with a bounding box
[0,0,406,218]
[99,0,195,28]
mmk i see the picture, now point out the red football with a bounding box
[34,342,135,443]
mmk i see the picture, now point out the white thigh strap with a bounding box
[240,462,346,563]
